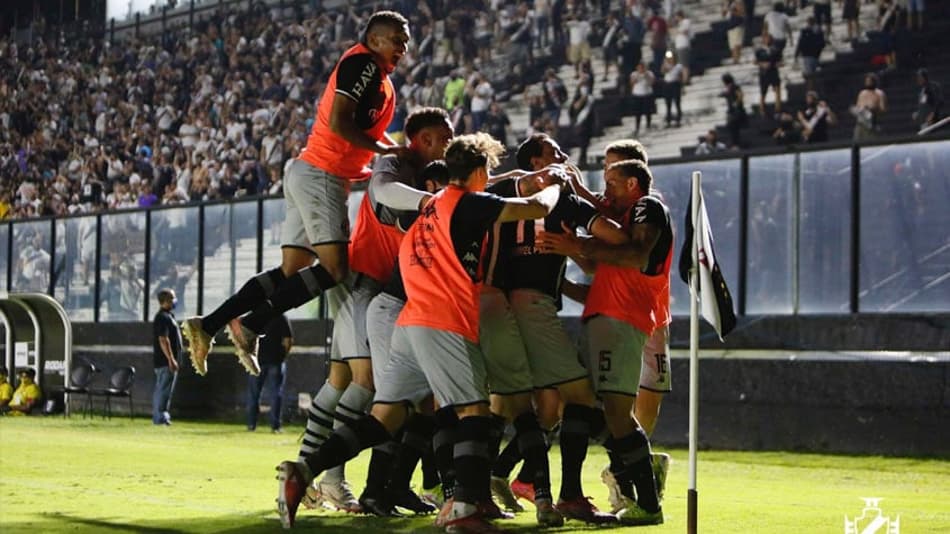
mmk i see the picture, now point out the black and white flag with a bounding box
[678,186,737,340]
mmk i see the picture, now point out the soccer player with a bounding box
[565,140,673,507]
[300,107,453,514]
[485,134,626,525]
[181,11,411,376]
[537,159,669,525]
[275,133,564,531]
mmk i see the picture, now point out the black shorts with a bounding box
[759,71,780,94]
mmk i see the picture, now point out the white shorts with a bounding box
[374,325,489,409]
[329,274,382,362]
[366,291,404,389]
[508,289,589,389]
[582,315,648,397]
[640,325,671,393]
[479,289,534,395]
[280,159,350,248]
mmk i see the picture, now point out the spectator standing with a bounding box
[535,0,552,48]
[470,73,494,133]
[543,68,568,128]
[763,3,794,54]
[661,53,685,127]
[913,68,943,130]
[696,129,728,154]
[5,368,42,415]
[152,288,182,426]
[852,73,887,141]
[724,0,746,64]
[602,13,623,82]
[484,102,512,146]
[629,62,657,135]
[795,17,826,92]
[621,8,647,78]
[247,314,293,432]
[720,73,748,148]
[756,33,784,116]
[566,12,593,79]
[813,0,833,38]
[647,9,670,76]
[842,0,861,43]
[673,10,693,83]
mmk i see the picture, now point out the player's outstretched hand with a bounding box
[536,222,584,256]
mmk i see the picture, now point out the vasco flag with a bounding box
[677,179,737,340]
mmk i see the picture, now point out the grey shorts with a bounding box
[366,292,404,388]
[583,314,648,397]
[373,325,489,408]
[479,290,534,395]
[640,325,671,393]
[329,274,382,362]
[508,289,589,389]
[280,159,350,248]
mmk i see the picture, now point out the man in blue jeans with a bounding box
[247,314,293,432]
[152,289,182,425]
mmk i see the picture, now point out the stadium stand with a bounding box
[2,0,947,220]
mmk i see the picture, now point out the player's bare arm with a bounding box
[496,182,563,223]
[579,218,660,270]
[329,95,407,156]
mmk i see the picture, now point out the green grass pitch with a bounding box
[1,417,947,533]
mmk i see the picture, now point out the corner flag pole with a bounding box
[687,171,701,534]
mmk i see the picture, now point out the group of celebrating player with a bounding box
[179,10,673,533]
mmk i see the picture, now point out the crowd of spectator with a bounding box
[2,0,943,221]
[0,0,595,222]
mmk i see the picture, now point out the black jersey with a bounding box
[485,178,600,309]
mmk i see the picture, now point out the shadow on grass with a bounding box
[9,511,618,533]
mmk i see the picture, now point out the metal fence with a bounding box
[3,138,949,322]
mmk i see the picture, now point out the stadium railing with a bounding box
[2,136,948,323]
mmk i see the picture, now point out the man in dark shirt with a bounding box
[152,288,182,426]
[756,33,783,116]
[483,134,627,525]
[246,314,293,432]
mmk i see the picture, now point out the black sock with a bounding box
[616,428,660,513]
[241,264,336,333]
[202,267,285,335]
[364,440,399,497]
[493,437,522,479]
[513,412,552,501]
[590,407,608,445]
[433,407,459,499]
[389,413,434,492]
[453,415,492,505]
[559,404,592,500]
[604,436,634,499]
[421,436,440,489]
[305,415,390,478]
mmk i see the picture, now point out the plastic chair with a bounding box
[94,366,136,420]
[63,363,98,418]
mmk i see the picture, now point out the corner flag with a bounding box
[680,172,737,534]
[677,177,737,340]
